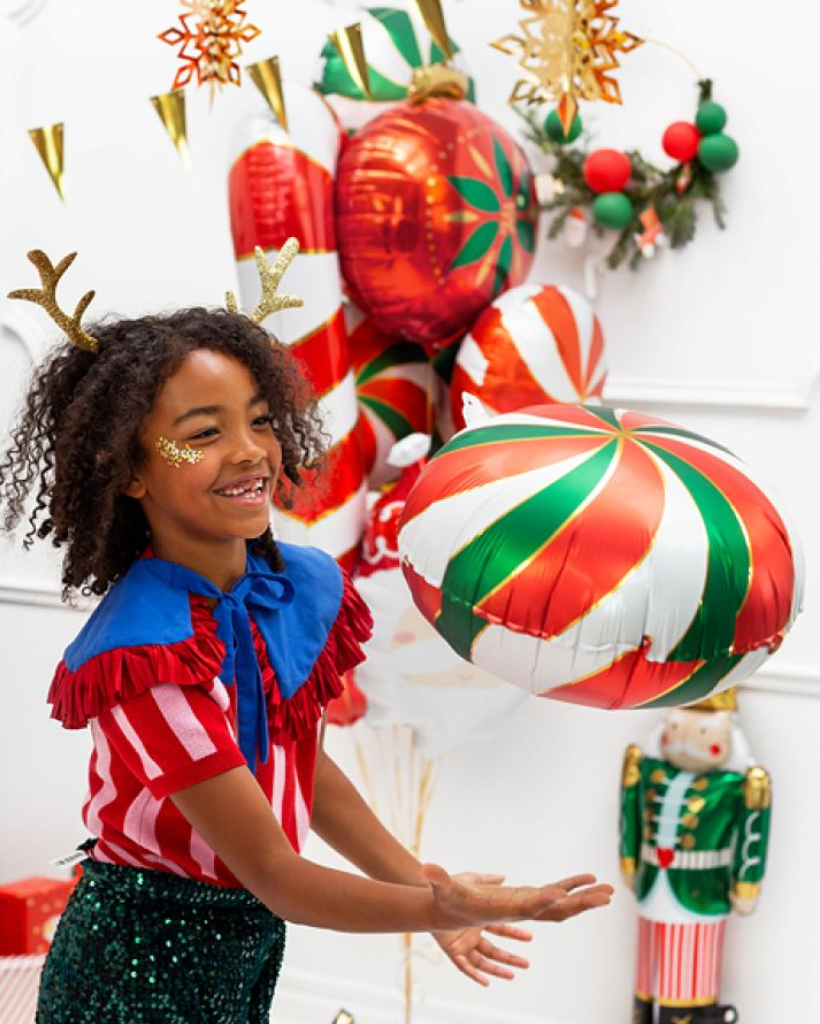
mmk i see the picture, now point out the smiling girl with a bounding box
[0,246,612,1024]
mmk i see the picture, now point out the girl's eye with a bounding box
[190,427,219,441]
[252,414,275,428]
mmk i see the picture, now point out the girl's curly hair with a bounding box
[0,308,325,597]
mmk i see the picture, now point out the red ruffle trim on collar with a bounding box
[48,571,373,744]
[48,599,226,731]
[261,572,374,744]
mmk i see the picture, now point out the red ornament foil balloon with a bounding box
[335,98,539,350]
[450,283,607,431]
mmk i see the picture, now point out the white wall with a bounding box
[1,2,818,1023]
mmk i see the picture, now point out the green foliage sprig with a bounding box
[518,81,729,270]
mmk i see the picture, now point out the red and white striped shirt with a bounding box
[66,579,369,887]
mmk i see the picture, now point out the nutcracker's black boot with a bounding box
[697,1004,738,1024]
[632,994,652,1024]
[657,1005,739,1024]
[658,1008,697,1024]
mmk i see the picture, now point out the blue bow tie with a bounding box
[147,558,295,773]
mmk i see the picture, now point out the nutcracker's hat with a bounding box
[685,687,738,712]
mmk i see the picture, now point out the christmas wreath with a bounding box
[520,80,739,270]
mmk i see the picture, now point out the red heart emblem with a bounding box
[657,848,674,869]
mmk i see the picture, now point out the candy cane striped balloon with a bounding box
[450,283,607,431]
[347,303,431,487]
[314,3,476,132]
[398,405,804,710]
[228,84,366,570]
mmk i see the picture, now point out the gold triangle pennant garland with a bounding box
[150,88,191,167]
[247,56,288,130]
[327,23,372,100]
[28,123,65,201]
[24,49,295,197]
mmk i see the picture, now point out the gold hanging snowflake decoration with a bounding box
[492,0,643,132]
[159,1,262,94]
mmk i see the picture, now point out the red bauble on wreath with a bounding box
[583,149,631,194]
[661,121,701,163]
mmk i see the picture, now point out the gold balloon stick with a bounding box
[28,123,65,201]
[412,0,453,61]
[247,56,288,131]
[150,89,190,168]
[328,23,372,99]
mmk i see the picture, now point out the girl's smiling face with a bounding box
[126,348,282,586]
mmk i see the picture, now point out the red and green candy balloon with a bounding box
[398,404,804,710]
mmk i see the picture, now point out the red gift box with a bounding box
[0,876,77,955]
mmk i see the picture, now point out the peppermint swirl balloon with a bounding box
[398,405,804,710]
[348,305,432,488]
[314,3,475,132]
[450,283,607,431]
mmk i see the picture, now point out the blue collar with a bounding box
[64,544,344,772]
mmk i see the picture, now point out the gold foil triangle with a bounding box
[247,56,288,131]
[413,0,453,61]
[150,89,190,167]
[328,23,372,99]
[28,123,64,200]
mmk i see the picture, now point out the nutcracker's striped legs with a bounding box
[635,916,727,1008]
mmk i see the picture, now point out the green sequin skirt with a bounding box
[36,859,286,1024]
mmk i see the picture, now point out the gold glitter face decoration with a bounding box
[154,437,205,468]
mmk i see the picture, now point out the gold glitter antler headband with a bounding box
[8,250,99,353]
[226,237,304,324]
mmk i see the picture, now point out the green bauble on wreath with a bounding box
[695,100,728,135]
[544,108,583,144]
[697,133,739,173]
[592,192,634,229]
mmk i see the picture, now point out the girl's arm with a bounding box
[171,765,612,934]
[310,745,430,886]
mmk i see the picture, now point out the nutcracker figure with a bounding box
[619,689,771,1024]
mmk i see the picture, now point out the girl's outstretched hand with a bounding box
[424,863,613,934]
[432,873,533,986]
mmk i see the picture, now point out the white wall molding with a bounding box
[742,661,820,698]
[273,966,554,1024]
[0,302,49,363]
[3,0,50,26]
[604,351,820,411]
[0,576,91,611]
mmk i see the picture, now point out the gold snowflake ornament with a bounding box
[159,1,261,94]
[492,0,642,132]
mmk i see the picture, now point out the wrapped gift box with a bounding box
[0,877,76,955]
[0,955,45,1024]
